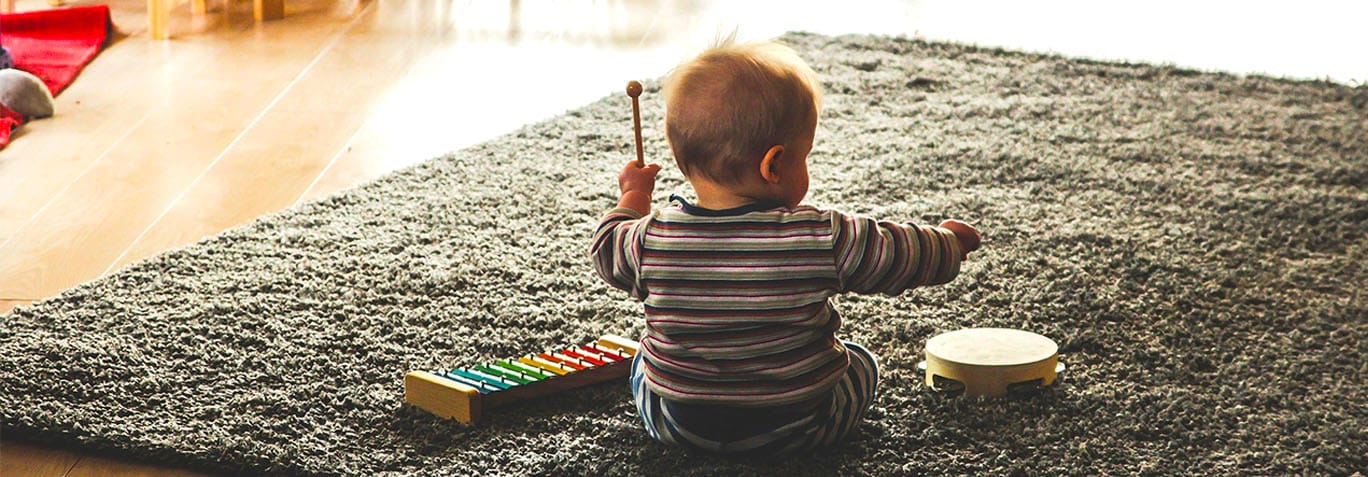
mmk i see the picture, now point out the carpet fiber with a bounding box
[2,33,1365,476]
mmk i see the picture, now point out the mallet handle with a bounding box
[626,81,645,167]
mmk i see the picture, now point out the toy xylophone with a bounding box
[404,334,639,424]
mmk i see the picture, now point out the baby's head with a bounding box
[662,38,822,207]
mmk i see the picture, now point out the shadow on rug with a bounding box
[2,32,1365,476]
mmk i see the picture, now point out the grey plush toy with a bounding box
[0,68,54,119]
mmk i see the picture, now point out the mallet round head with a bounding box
[626,81,643,98]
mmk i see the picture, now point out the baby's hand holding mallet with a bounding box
[620,160,661,195]
[616,159,660,216]
[615,80,660,215]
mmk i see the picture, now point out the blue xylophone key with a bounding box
[467,367,521,388]
[442,370,499,394]
[449,368,514,390]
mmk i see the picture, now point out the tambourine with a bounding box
[918,328,1065,398]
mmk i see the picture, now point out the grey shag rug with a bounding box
[3,32,1366,476]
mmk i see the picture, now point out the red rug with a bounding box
[1,4,113,96]
[0,104,21,149]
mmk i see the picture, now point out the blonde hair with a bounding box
[662,38,822,185]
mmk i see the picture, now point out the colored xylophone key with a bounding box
[404,334,640,424]
[444,369,509,392]
[518,355,572,376]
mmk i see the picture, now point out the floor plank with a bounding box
[64,454,212,477]
[298,11,691,203]
[111,0,449,270]
[0,1,355,298]
[0,4,229,245]
[0,441,81,477]
[0,299,35,315]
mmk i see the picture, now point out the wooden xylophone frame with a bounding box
[405,334,639,424]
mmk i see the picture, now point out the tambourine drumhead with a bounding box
[926,328,1057,366]
[921,328,1063,398]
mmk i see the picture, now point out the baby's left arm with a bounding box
[938,219,981,260]
[832,212,976,295]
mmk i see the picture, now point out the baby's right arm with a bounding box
[588,159,660,300]
[832,212,977,295]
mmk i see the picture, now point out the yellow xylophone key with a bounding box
[596,334,641,356]
[519,355,571,375]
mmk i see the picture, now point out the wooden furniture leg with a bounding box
[148,0,171,40]
[1,0,14,14]
[254,0,283,21]
[144,0,282,40]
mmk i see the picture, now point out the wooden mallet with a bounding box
[626,80,645,167]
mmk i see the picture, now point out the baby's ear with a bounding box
[759,145,785,184]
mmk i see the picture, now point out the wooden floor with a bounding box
[0,0,712,306]
[0,0,1359,474]
[0,0,708,474]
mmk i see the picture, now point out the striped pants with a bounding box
[630,342,880,456]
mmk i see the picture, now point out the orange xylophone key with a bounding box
[539,352,588,370]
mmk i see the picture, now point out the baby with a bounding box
[591,39,980,455]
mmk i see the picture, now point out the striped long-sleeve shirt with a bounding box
[591,195,963,406]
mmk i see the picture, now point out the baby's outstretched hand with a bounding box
[619,160,662,195]
[939,220,980,260]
